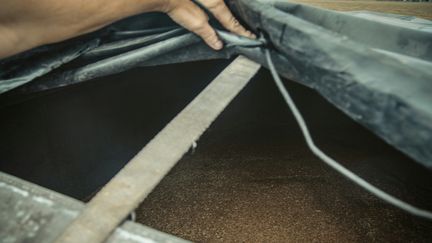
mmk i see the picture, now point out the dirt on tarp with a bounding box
[136,70,432,242]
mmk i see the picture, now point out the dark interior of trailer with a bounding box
[1,59,432,242]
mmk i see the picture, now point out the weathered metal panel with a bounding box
[0,172,188,243]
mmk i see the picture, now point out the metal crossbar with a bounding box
[55,56,261,243]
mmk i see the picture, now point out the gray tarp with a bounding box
[0,0,431,169]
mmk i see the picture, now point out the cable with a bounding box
[264,49,432,220]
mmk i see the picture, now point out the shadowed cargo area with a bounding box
[0,60,230,199]
[2,0,432,241]
[1,60,431,242]
[135,62,432,242]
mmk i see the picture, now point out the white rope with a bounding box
[264,49,432,220]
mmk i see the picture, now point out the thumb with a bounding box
[165,0,223,50]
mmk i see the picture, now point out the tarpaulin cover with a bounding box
[0,0,431,169]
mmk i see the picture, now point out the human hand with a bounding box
[0,0,254,58]
[163,0,256,50]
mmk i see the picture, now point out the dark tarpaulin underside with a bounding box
[0,0,431,169]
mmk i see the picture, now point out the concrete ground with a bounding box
[291,0,432,20]
[136,69,432,242]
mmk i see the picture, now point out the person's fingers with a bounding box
[201,0,255,39]
[165,0,223,50]
[193,21,223,50]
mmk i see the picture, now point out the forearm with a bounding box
[0,0,168,58]
[0,0,253,59]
